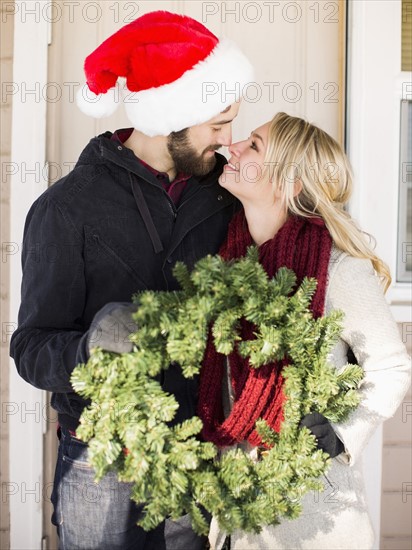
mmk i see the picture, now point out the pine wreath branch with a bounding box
[71,246,364,535]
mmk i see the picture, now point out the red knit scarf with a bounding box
[197,211,333,448]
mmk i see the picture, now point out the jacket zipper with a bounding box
[167,197,177,219]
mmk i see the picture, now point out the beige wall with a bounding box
[0,1,14,548]
[381,323,412,550]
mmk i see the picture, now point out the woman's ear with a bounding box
[293,179,303,197]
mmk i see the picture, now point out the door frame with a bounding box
[9,2,49,547]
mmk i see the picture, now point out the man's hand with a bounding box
[300,411,344,458]
[77,302,138,363]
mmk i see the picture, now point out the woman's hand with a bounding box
[300,412,345,458]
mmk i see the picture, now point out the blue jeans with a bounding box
[51,427,208,549]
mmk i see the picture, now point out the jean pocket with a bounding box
[61,433,94,470]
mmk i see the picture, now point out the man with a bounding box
[10,11,253,550]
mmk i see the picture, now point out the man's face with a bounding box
[167,102,241,176]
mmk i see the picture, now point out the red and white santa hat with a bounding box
[76,11,254,136]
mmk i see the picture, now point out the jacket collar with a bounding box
[76,132,237,257]
[81,130,229,190]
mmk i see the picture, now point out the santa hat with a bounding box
[76,11,253,136]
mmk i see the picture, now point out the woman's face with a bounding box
[218,121,272,204]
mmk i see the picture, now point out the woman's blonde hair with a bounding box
[263,112,391,290]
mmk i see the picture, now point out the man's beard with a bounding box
[167,129,220,177]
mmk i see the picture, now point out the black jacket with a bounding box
[10,131,238,430]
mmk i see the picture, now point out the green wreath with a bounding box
[71,247,363,535]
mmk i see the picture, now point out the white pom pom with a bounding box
[76,82,120,118]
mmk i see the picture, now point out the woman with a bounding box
[197,113,411,549]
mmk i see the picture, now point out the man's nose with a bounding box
[217,124,232,146]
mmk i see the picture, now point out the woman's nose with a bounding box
[229,139,247,157]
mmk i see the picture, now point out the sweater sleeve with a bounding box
[9,195,86,393]
[326,253,411,466]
